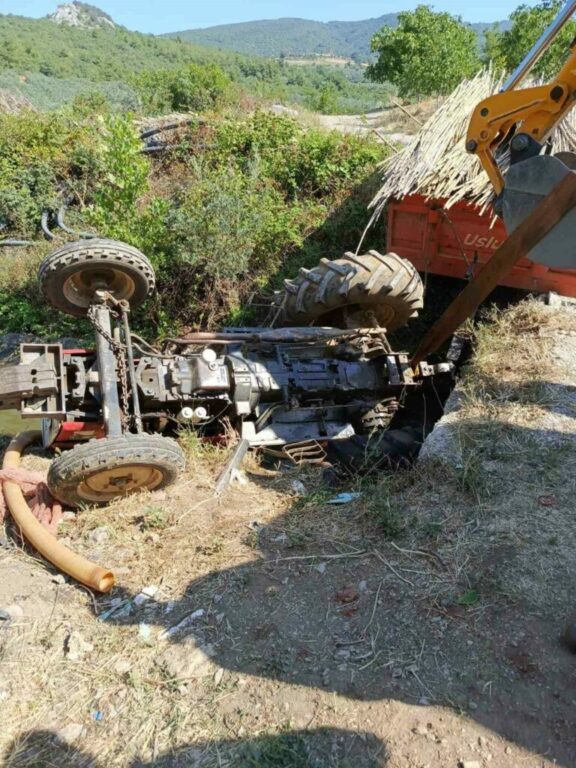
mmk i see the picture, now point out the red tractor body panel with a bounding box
[386,194,576,297]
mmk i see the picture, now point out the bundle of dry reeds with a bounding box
[369,68,576,224]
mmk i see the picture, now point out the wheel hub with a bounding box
[63,267,137,310]
[78,463,164,503]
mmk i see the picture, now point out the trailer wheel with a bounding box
[47,434,185,508]
[39,239,156,316]
[275,251,423,331]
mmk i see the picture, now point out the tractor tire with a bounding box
[275,250,423,331]
[47,434,185,508]
[39,239,156,317]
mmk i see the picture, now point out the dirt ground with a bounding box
[1,300,576,767]
[312,99,441,142]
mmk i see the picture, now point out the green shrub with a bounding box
[134,63,236,115]
[0,110,387,336]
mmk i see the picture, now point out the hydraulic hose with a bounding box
[2,431,115,593]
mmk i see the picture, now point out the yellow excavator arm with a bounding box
[463,0,576,271]
[467,0,576,195]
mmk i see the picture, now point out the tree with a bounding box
[367,5,481,100]
[484,0,576,79]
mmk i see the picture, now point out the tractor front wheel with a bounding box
[47,434,185,508]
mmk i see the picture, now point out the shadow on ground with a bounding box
[3,727,387,767]
[75,413,576,767]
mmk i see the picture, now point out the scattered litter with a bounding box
[65,631,94,661]
[0,609,11,622]
[88,526,109,545]
[214,667,224,686]
[141,585,159,598]
[164,600,176,614]
[92,711,104,722]
[58,723,84,744]
[537,494,557,507]
[134,593,150,607]
[213,594,223,604]
[327,492,362,505]
[289,480,307,496]
[315,562,327,574]
[5,604,23,620]
[358,580,368,592]
[98,599,134,622]
[459,761,481,768]
[271,532,289,544]
[231,468,248,485]
[247,521,261,531]
[335,587,359,604]
[138,623,152,642]
[159,609,205,640]
[51,574,67,585]
[0,690,10,702]
[114,659,132,675]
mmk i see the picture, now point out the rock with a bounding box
[114,659,132,675]
[290,479,307,496]
[315,563,327,574]
[57,723,84,743]
[5,604,23,620]
[52,574,67,585]
[157,639,216,679]
[88,526,109,545]
[358,580,368,592]
[459,762,481,768]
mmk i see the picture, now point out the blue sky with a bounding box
[1,0,542,32]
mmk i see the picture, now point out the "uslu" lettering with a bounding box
[463,234,501,250]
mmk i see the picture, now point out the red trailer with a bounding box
[386,194,576,298]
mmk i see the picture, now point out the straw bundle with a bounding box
[369,68,576,223]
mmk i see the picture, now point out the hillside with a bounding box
[0,12,395,114]
[166,15,510,61]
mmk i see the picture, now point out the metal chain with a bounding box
[87,304,131,430]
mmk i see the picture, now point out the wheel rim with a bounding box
[62,267,137,310]
[77,463,165,503]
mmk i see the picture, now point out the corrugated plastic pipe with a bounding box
[2,431,115,593]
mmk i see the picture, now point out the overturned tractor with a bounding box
[0,238,451,508]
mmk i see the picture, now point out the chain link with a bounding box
[87,303,131,430]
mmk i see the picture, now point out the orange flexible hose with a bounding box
[2,431,115,593]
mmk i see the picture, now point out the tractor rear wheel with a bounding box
[274,250,423,331]
[47,434,185,508]
[39,239,156,317]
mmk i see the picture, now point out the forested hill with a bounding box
[165,15,509,61]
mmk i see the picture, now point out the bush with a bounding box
[0,110,387,336]
[134,63,236,115]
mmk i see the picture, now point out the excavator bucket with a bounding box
[501,154,576,270]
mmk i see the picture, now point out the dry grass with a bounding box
[2,300,576,767]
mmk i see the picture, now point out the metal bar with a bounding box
[502,0,576,91]
[213,439,250,496]
[411,171,576,367]
[94,304,123,437]
[120,306,143,433]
